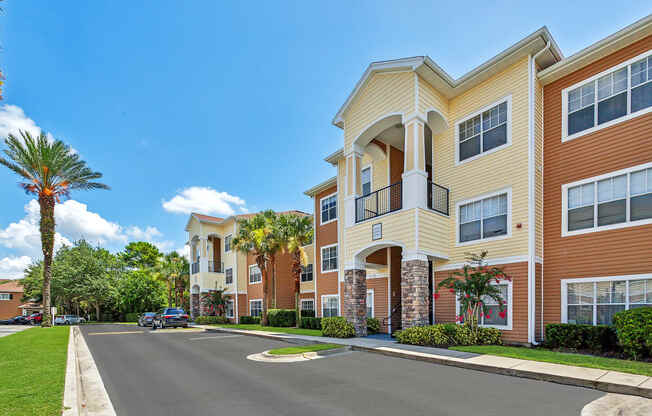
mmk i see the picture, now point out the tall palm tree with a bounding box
[156,252,184,308]
[0,131,109,326]
[232,210,281,326]
[278,213,313,326]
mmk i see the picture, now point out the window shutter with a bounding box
[9,294,13,300]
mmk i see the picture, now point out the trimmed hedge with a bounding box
[301,309,315,318]
[300,317,322,330]
[194,315,229,324]
[267,309,296,327]
[396,324,502,347]
[367,317,380,334]
[545,323,618,353]
[613,308,652,360]
[125,313,140,322]
[240,316,261,324]
[321,317,356,338]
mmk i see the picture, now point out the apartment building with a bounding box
[185,211,314,321]
[305,15,651,344]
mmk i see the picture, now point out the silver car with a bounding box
[55,315,85,325]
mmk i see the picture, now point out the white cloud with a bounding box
[125,226,162,241]
[0,104,42,139]
[162,187,246,217]
[175,245,190,260]
[0,256,33,280]
[50,200,125,244]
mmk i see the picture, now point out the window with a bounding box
[458,192,509,243]
[321,193,337,224]
[250,300,262,317]
[248,265,262,284]
[457,99,510,162]
[226,300,234,318]
[564,276,652,326]
[564,163,652,235]
[564,51,652,139]
[0,293,11,301]
[361,166,371,195]
[456,281,511,329]
[224,235,232,252]
[322,295,339,317]
[366,290,374,318]
[321,245,338,272]
[300,264,313,282]
[225,268,233,284]
[301,299,314,312]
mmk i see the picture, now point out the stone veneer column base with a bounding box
[401,259,429,329]
[191,293,200,318]
[343,269,367,337]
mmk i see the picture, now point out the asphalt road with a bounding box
[81,324,603,416]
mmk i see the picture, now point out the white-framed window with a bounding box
[0,293,11,301]
[225,268,233,285]
[224,235,232,252]
[361,166,372,196]
[301,299,314,311]
[457,188,511,245]
[562,275,652,326]
[562,162,652,236]
[321,244,338,273]
[455,280,513,330]
[563,50,652,141]
[248,264,262,284]
[320,193,337,225]
[300,264,313,282]
[456,96,511,164]
[366,289,374,318]
[249,299,263,317]
[226,299,234,318]
[321,295,339,317]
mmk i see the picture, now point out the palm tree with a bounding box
[0,131,109,326]
[278,213,313,326]
[157,252,185,308]
[232,210,281,326]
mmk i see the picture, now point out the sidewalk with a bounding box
[195,324,652,399]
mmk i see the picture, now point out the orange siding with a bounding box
[314,185,339,316]
[367,277,389,332]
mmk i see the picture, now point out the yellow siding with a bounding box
[237,250,247,292]
[300,244,315,292]
[417,74,449,117]
[434,56,531,264]
[361,151,388,192]
[417,208,449,258]
[344,72,415,152]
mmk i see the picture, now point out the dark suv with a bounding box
[152,308,188,329]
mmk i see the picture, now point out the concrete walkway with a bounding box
[0,324,31,338]
[195,325,652,399]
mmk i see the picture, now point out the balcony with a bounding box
[208,260,224,273]
[355,182,402,223]
[428,181,449,216]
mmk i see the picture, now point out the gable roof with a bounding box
[0,280,23,293]
[332,27,562,128]
[185,210,311,231]
[304,176,337,197]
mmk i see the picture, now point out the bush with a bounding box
[321,317,356,338]
[396,324,501,347]
[194,315,229,325]
[367,317,380,334]
[125,313,139,322]
[300,317,322,330]
[545,323,618,353]
[240,316,261,324]
[267,309,296,327]
[301,309,315,318]
[613,308,652,360]
[476,327,503,345]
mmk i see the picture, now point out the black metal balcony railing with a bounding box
[355,181,402,223]
[191,262,199,275]
[208,260,224,273]
[428,181,450,216]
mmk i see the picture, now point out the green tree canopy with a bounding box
[120,241,162,269]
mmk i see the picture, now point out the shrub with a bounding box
[367,317,380,334]
[195,315,229,325]
[301,309,315,318]
[452,324,475,346]
[300,317,321,330]
[396,324,456,347]
[476,327,503,345]
[125,313,139,322]
[613,308,652,360]
[321,317,356,338]
[240,316,261,324]
[545,323,618,353]
[267,309,296,327]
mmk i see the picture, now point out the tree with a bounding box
[121,241,162,269]
[201,288,227,317]
[232,210,282,325]
[117,270,166,314]
[435,251,511,340]
[0,131,109,326]
[156,251,187,308]
[278,213,313,326]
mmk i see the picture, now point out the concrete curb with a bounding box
[62,326,80,416]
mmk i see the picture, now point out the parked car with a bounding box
[54,315,85,325]
[137,312,156,327]
[0,315,30,325]
[27,312,42,325]
[152,308,189,329]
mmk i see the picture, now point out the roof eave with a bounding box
[304,176,337,197]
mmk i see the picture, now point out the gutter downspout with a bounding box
[528,40,550,345]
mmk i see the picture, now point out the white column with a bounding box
[344,144,364,227]
[199,237,208,274]
[402,115,428,210]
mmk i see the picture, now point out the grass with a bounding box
[209,323,322,337]
[267,343,342,355]
[0,327,70,416]
[450,345,652,377]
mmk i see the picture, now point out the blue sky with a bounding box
[0,1,649,278]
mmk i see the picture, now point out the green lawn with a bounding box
[0,327,70,416]
[450,345,652,377]
[209,323,322,337]
[267,343,342,355]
